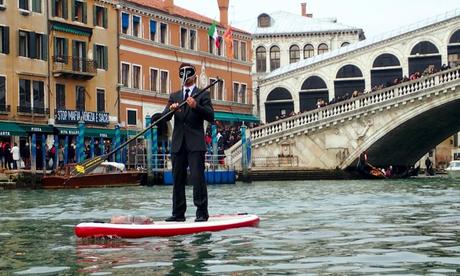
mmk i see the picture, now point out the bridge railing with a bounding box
[226,66,460,168]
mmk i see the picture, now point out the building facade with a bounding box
[118,0,255,133]
[233,3,364,117]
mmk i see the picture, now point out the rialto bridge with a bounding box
[226,10,460,171]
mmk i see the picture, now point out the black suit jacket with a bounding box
[162,87,214,153]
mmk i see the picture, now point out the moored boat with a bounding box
[41,162,146,189]
[445,160,460,179]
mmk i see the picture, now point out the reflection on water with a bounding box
[1,179,460,274]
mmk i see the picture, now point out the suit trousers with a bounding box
[171,143,208,218]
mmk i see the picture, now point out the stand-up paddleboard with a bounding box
[75,214,260,238]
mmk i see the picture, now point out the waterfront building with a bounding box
[117,0,256,134]
[233,3,364,117]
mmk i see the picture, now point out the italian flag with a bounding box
[208,21,221,48]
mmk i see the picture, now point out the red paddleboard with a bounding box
[75,214,260,238]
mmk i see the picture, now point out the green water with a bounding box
[1,178,460,275]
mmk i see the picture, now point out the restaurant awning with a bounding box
[55,126,119,138]
[19,124,54,133]
[0,122,27,136]
[214,112,259,123]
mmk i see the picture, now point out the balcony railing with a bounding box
[0,105,11,114]
[52,55,97,79]
[17,106,49,115]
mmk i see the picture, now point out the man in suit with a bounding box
[162,63,214,222]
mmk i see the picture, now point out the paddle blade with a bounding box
[70,155,108,176]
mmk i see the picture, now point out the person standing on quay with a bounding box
[162,63,214,222]
[11,143,20,170]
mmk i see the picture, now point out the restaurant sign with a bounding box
[55,110,109,125]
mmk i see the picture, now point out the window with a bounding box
[132,15,141,37]
[210,78,224,100]
[256,46,266,73]
[233,40,239,59]
[32,0,41,13]
[239,84,247,104]
[241,41,247,61]
[233,82,239,102]
[121,63,129,87]
[341,42,350,47]
[19,0,29,10]
[76,86,85,111]
[19,30,47,60]
[189,30,196,50]
[0,26,9,54]
[132,65,141,89]
[258,14,271,28]
[94,6,107,28]
[54,37,67,63]
[121,13,129,34]
[180,27,187,48]
[150,68,158,92]
[19,79,44,114]
[289,45,300,64]
[0,76,6,111]
[304,44,314,58]
[94,44,108,70]
[96,89,105,112]
[160,23,167,44]
[52,0,67,19]
[149,20,156,41]
[160,70,168,94]
[56,84,65,110]
[208,37,215,54]
[318,43,328,55]
[73,0,87,23]
[270,46,280,71]
[127,110,137,126]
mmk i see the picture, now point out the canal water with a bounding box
[1,178,460,275]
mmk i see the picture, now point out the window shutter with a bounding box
[29,32,36,59]
[72,40,76,58]
[103,46,108,70]
[103,7,108,28]
[51,0,55,16]
[71,0,75,21]
[54,37,58,58]
[83,2,87,24]
[63,0,68,19]
[63,38,68,63]
[93,44,97,68]
[42,34,48,60]
[3,27,9,54]
[93,5,97,26]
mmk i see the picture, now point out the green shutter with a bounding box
[71,0,75,21]
[42,34,48,60]
[103,7,108,28]
[63,38,68,63]
[51,0,55,16]
[93,5,97,26]
[72,40,76,58]
[29,32,36,58]
[82,41,86,59]
[54,37,58,58]
[93,44,97,68]
[83,2,87,24]
[63,0,68,19]
[3,27,8,54]
[103,46,108,70]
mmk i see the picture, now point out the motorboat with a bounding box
[445,160,460,179]
[41,162,146,189]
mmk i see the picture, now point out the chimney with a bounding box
[164,0,174,14]
[301,3,313,18]
[218,0,229,26]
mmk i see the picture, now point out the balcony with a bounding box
[52,56,97,80]
[17,106,50,116]
[0,105,10,114]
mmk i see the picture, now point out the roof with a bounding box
[263,8,460,81]
[125,0,250,34]
[233,11,362,36]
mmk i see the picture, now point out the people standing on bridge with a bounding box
[162,63,214,222]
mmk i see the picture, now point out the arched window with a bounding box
[334,65,365,99]
[256,46,267,73]
[449,29,460,43]
[373,53,401,68]
[371,54,402,87]
[336,64,363,78]
[299,76,329,112]
[289,45,300,64]
[270,46,280,71]
[258,13,271,28]
[410,41,439,55]
[304,44,314,59]
[318,43,328,55]
[265,87,294,122]
[341,42,350,47]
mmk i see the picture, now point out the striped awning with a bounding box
[51,21,92,36]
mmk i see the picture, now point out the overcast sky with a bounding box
[174,0,459,39]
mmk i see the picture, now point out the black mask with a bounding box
[179,66,196,81]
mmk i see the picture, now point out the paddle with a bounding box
[71,78,222,176]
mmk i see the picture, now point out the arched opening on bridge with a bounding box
[371,53,403,87]
[299,76,328,112]
[334,64,365,100]
[265,87,294,123]
[448,29,460,67]
[408,41,442,75]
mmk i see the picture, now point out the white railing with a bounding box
[227,66,460,167]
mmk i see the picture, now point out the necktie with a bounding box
[184,89,190,101]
